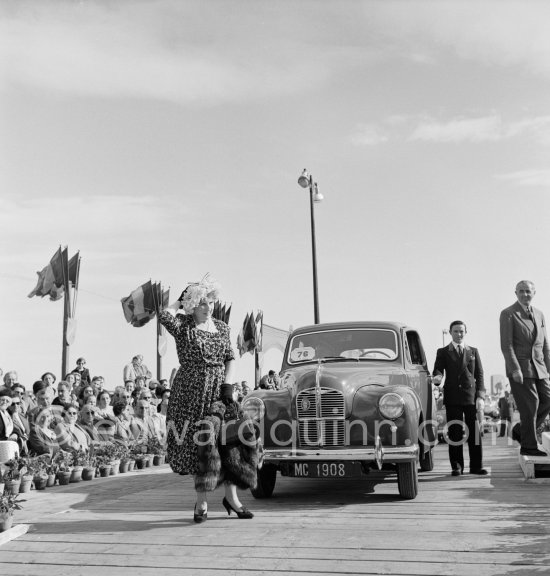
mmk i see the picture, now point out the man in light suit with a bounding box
[500,280,550,457]
[433,320,486,476]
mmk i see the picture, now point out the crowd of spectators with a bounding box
[0,358,172,460]
[0,358,257,461]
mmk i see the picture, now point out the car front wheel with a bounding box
[250,464,277,499]
[397,461,418,499]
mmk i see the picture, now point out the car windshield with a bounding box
[288,328,398,364]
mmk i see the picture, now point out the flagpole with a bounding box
[254,348,260,389]
[156,316,162,380]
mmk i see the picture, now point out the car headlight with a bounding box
[242,396,265,421]
[378,393,405,420]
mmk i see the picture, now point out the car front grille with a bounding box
[296,388,346,447]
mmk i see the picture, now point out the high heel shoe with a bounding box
[193,504,207,523]
[222,497,254,519]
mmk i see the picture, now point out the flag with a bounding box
[121,281,156,327]
[28,247,66,301]
[255,310,263,352]
[237,312,250,356]
[224,304,232,324]
[68,252,80,286]
[242,311,257,355]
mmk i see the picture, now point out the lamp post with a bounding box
[298,169,323,324]
[442,328,448,347]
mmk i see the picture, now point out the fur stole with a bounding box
[194,400,260,492]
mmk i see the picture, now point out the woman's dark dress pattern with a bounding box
[158,311,234,475]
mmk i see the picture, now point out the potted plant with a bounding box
[27,455,50,491]
[52,450,74,485]
[18,456,34,494]
[2,456,26,495]
[130,442,148,470]
[70,448,89,482]
[148,437,167,466]
[117,444,131,473]
[0,492,24,532]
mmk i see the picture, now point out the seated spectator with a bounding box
[28,381,56,424]
[10,383,29,415]
[3,370,18,389]
[77,405,101,442]
[131,399,160,443]
[96,390,114,420]
[84,395,97,408]
[55,404,92,452]
[78,384,95,408]
[123,354,152,383]
[0,389,17,441]
[53,381,73,406]
[157,388,170,418]
[91,375,104,395]
[7,391,29,454]
[41,372,57,388]
[159,378,170,390]
[71,357,91,385]
[233,381,243,402]
[27,381,57,455]
[241,381,251,397]
[259,370,280,390]
[132,376,147,400]
[124,380,135,396]
[113,400,133,444]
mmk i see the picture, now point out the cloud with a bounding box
[409,114,504,142]
[371,1,550,78]
[0,0,344,105]
[351,124,389,146]
[495,169,550,187]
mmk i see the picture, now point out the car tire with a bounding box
[250,464,277,499]
[397,461,418,499]
[419,448,434,472]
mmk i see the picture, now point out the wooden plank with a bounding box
[0,523,29,546]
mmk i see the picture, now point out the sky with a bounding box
[1,0,550,391]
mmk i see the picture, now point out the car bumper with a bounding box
[263,445,419,464]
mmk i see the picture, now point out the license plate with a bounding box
[289,461,362,478]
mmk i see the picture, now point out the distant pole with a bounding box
[61,286,70,378]
[254,348,260,388]
[442,329,448,347]
[156,317,162,380]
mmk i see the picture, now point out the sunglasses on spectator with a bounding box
[12,390,24,396]
[67,411,78,416]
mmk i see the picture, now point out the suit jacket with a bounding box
[433,343,485,406]
[500,301,550,380]
[0,410,14,440]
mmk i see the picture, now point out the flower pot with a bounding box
[33,475,48,490]
[109,460,121,476]
[0,514,14,533]
[153,454,165,466]
[47,474,56,487]
[99,465,111,477]
[119,459,130,474]
[70,466,84,483]
[57,470,72,486]
[19,475,33,493]
[127,459,135,472]
[144,454,153,468]
[82,467,95,481]
[134,458,145,470]
[5,479,21,495]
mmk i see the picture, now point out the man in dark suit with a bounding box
[433,320,487,476]
[500,280,550,457]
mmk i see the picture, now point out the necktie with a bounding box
[527,307,535,323]
[457,345,463,357]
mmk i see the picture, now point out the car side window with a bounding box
[405,331,425,366]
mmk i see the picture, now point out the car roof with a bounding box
[288,321,414,336]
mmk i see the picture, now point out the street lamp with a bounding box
[442,328,448,347]
[298,168,323,324]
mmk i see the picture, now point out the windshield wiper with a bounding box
[318,356,360,363]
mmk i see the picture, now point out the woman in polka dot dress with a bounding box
[159,276,252,522]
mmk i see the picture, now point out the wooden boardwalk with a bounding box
[1,437,549,576]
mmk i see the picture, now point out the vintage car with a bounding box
[242,321,437,500]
